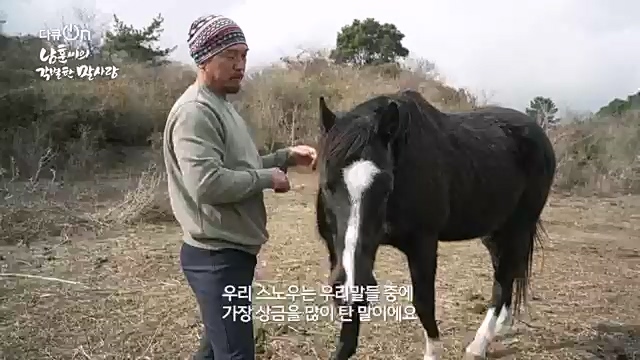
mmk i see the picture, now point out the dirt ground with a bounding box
[1,171,639,360]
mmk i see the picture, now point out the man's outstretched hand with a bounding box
[288,145,317,168]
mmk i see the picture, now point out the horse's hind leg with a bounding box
[406,235,441,360]
[465,223,531,358]
[484,234,516,335]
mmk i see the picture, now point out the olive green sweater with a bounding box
[163,82,292,255]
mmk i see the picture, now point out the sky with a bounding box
[2,0,639,113]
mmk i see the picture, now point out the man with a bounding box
[163,14,317,359]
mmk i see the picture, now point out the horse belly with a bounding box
[438,218,505,240]
[438,190,522,240]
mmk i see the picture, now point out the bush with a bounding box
[0,40,477,178]
[233,51,477,152]
[0,61,195,179]
[552,111,640,193]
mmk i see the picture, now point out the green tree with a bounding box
[526,96,559,130]
[330,18,409,66]
[102,13,175,65]
[596,91,640,117]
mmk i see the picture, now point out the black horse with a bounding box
[314,90,556,359]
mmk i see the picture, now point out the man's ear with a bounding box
[376,101,400,144]
[319,96,335,132]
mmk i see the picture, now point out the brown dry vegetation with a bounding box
[1,46,639,359]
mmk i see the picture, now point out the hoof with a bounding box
[330,349,355,360]
[464,354,485,360]
[464,346,486,360]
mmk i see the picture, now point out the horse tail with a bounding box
[513,212,547,317]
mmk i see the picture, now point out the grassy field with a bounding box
[1,170,638,360]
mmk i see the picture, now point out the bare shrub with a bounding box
[0,152,103,245]
[100,162,172,225]
[551,111,640,194]
[235,51,476,152]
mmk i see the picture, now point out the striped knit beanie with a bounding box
[188,15,247,65]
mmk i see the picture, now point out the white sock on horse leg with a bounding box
[423,330,441,360]
[465,305,503,357]
[494,305,512,336]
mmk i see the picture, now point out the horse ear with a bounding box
[376,101,400,143]
[319,96,335,132]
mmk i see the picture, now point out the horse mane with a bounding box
[320,90,441,170]
[322,113,374,170]
[320,102,377,171]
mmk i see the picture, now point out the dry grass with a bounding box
[1,171,639,360]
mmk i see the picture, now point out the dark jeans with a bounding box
[180,242,257,360]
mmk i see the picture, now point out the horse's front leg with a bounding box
[407,236,441,360]
[331,307,361,360]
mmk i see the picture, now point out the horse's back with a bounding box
[471,106,556,177]
[467,106,531,120]
[447,106,534,129]
[409,103,554,236]
[446,106,555,166]
[446,105,557,213]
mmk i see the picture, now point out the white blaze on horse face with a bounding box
[465,305,511,357]
[342,159,380,303]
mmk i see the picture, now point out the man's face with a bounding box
[202,43,248,94]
